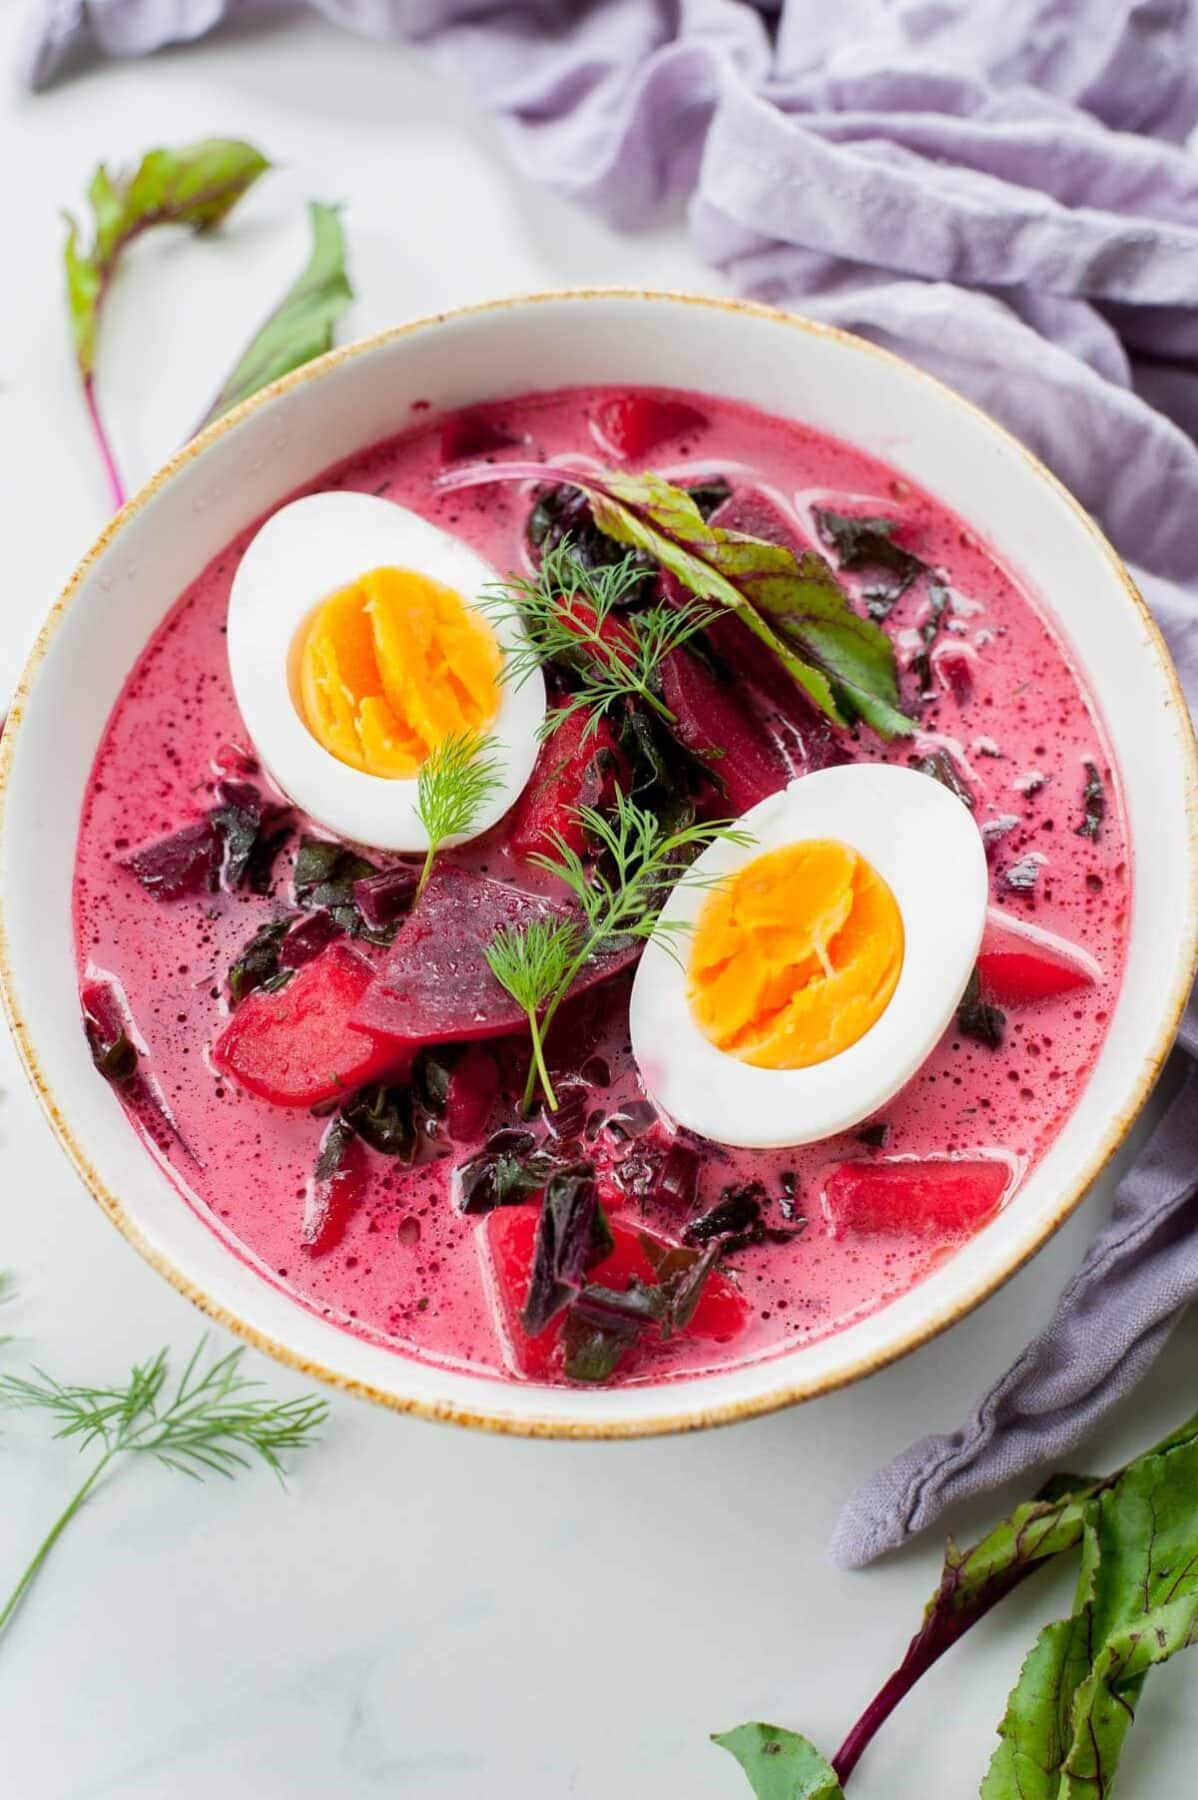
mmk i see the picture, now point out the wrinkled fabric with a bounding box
[20,0,1198,1564]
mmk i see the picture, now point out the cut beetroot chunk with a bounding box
[709,487,808,554]
[445,1045,501,1143]
[661,645,790,811]
[594,395,708,460]
[482,1207,748,1381]
[214,943,408,1107]
[823,1159,1010,1241]
[356,867,639,1045]
[303,1121,370,1255]
[977,912,1100,1006]
[509,711,623,861]
[439,411,523,463]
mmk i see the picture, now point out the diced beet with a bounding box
[508,712,624,861]
[445,1045,501,1143]
[439,411,524,463]
[482,1207,748,1380]
[124,818,220,900]
[709,487,808,554]
[302,1120,370,1255]
[652,1141,701,1212]
[279,910,344,970]
[214,943,410,1107]
[822,1159,1010,1240]
[356,867,639,1046]
[660,645,790,811]
[594,395,708,461]
[352,863,421,931]
[935,642,977,701]
[977,912,1100,1005]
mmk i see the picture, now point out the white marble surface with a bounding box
[1,12,1196,1796]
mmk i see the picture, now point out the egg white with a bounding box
[629,764,989,1149]
[226,491,546,852]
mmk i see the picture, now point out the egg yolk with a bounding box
[688,839,904,1069]
[296,566,501,777]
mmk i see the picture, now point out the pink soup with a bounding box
[73,386,1128,1388]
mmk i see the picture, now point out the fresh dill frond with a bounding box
[415,729,505,898]
[485,919,583,1110]
[484,539,721,738]
[0,1339,327,1640]
[494,791,753,1110]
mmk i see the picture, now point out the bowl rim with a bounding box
[3,285,1196,1439]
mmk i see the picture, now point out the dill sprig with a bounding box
[484,539,721,738]
[0,1339,327,1640]
[487,790,753,1111]
[485,919,583,1111]
[415,729,505,899]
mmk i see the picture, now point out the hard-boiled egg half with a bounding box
[227,491,545,851]
[630,765,988,1148]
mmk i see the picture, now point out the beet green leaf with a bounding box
[712,1724,845,1799]
[197,201,352,428]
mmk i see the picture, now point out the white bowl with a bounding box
[2,290,1195,1437]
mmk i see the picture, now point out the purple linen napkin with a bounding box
[20,0,1198,1564]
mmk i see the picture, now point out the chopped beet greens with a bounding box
[211,780,293,892]
[1076,758,1106,840]
[909,582,949,697]
[81,981,139,1084]
[956,968,1006,1048]
[685,1183,765,1246]
[521,1164,607,1335]
[561,1312,634,1383]
[457,1144,561,1215]
[341,1083,415,1159]
[856,1121,891,1149]
[813,508,924,618]
[292,837,395,939]
[228,918,294,1006]
[912,747,975,809]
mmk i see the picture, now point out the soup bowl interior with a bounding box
[2,290,1194,1435]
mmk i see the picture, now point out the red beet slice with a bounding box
[355,867,639,1046]
[822,1159,1010,1240]
[214,943,409,1107]
[124,817,220,900]
[509,711,624,861]
[482,1207,747,1380]
[439,411,524,463]
[303,1121,370,1255]
[661,644,790,811]
[445,1045,501,1143]
[977,912,1100,1006]
[709,487,808,554]
[594,395,708,460]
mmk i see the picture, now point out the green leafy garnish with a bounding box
[485,539,720,737]
[485,919,582,1111]
[196,200,352,428]
[486,791,752,1111]
[442,462,914,737]
[0,1340,326,1641]
[414,730,505,899]
[64,139,270,507]
[546,468,912,738]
